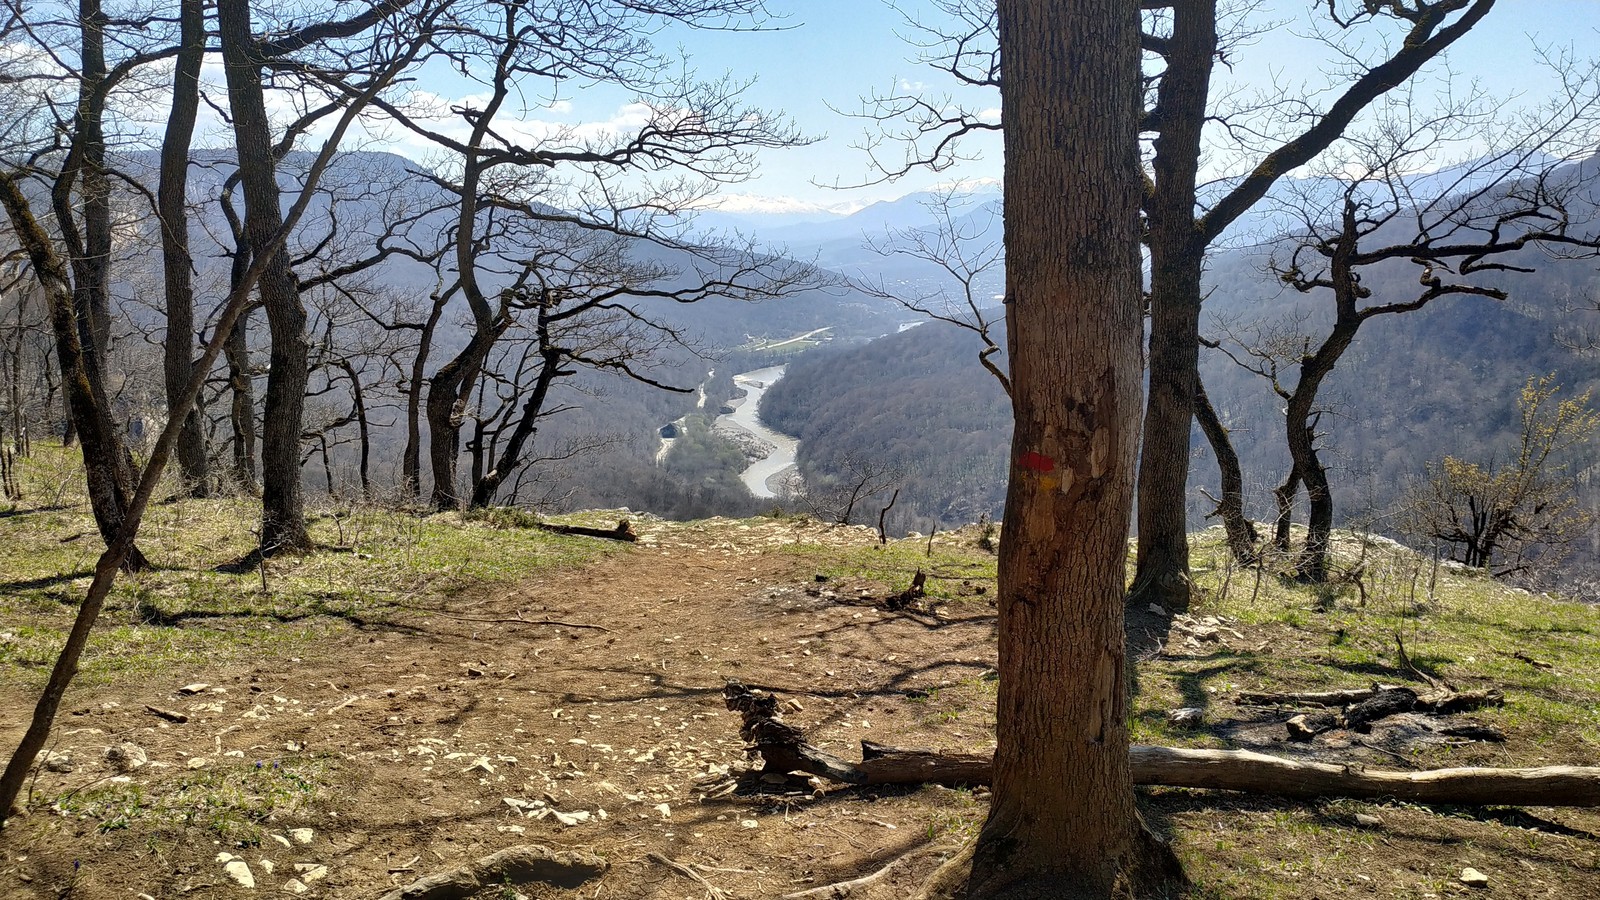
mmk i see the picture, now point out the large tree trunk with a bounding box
[970,1,1176,897]
[218,0,312,552]
[1128,0,1218,615]
[158,0,211,497]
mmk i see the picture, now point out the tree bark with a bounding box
[972,1,1173,897]
[218,0,312,552]
[158,0,211,497]
[1128,0,1217,614]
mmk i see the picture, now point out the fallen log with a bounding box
[723,682,1600,807]
[858,744,1600,807]
[533,519,636,542]
[1237,685,1502,712]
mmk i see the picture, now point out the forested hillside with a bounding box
[763,157,1600,588]
[761,321,1011,533]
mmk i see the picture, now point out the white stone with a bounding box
[288,827,314,844]
[222,859,255,888]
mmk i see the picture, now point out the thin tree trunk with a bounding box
[401,293,446,500]
[218,0,311,552]
[224,310,259,491]
[969,1,1177,896]
[1,177,147,573]
[1194,376,1258,565]
[158,0,211,497]
[470,339,564,508]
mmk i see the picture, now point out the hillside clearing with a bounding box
[1,487,1598,898]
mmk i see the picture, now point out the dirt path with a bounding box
[2,519,997,899]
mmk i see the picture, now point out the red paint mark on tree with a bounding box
[1019,451,1056,473]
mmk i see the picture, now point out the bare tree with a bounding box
[856,0,1505,611]
[1207,82,1600,581]
[352,0,809,509]
[0,0,434,823]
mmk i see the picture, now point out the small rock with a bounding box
[268,834,292,849]
[1167,708,1204,728]
[283,880,309,895]
[552,809,591,826]
[294,864,327,883]
[288,827,314,845]
[784,698,805,713]
[655,802,672,818]
[222,859,255,889]
[177,683,211,695]
[41,751,74,773]
[1460,867,1489,888]
[1354,813,1383,828]
[1147,603,1166,616]
[258,859,274,875]
[740,819,759,829]
[186,757,210,770]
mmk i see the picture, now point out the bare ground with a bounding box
[2,517,1598,899]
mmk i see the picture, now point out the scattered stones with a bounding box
[294,863,328,883]
[105,742,147,773]
[1460,867,1490,888]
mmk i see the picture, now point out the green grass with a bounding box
[51,756,326,846]
[785,526,999,605]
[1136,526,1600,756]
[0,449,624,685]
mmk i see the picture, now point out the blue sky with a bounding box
[646,0,1600,210]
[222,1,1597,213]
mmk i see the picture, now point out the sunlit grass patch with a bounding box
[52,756,327,846]
[0,452,624,685]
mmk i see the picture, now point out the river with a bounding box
[721,365,799,499]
